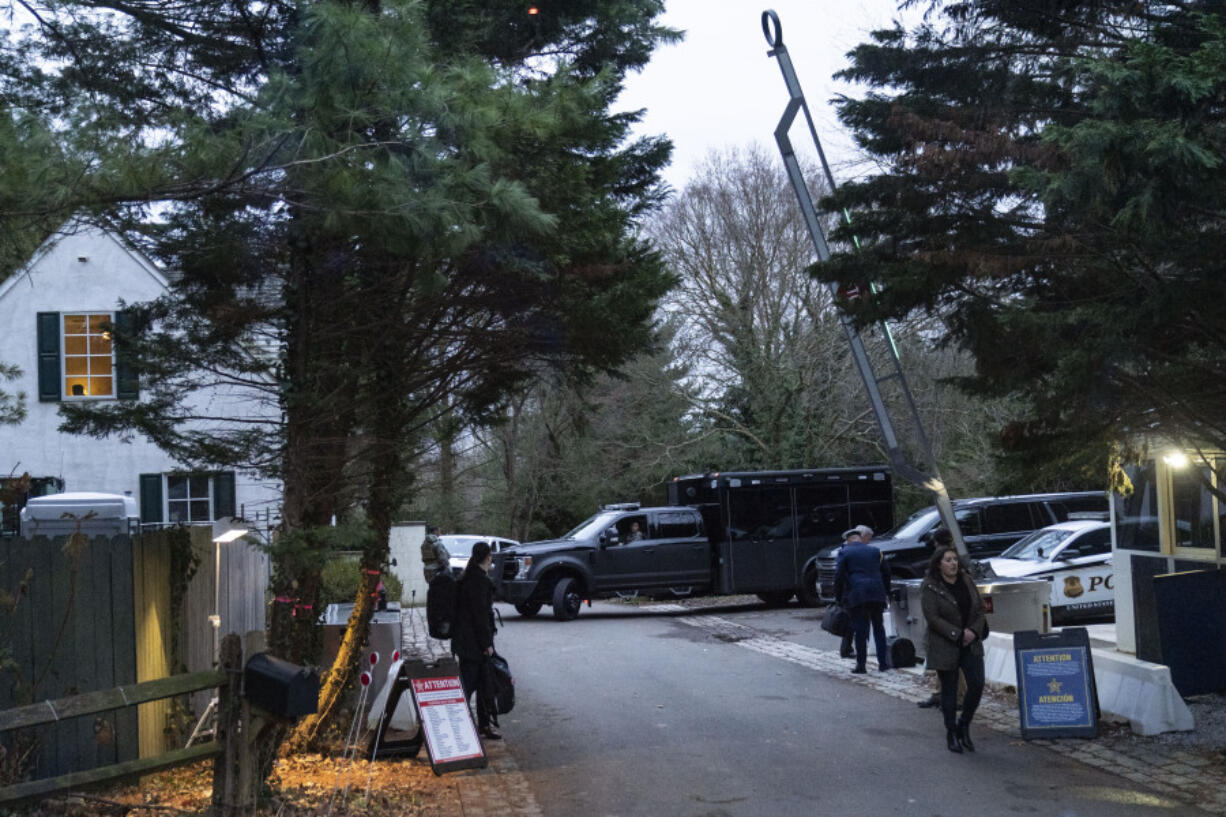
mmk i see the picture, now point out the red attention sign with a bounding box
[411,676,484,767]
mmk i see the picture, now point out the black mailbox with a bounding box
[243,653,320,718]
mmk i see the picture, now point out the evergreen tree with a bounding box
[817,1,1226,484]
[2,0,677,750]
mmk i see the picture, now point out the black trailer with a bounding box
[667,467,893,604]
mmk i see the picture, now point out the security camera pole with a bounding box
[761,9,968,560]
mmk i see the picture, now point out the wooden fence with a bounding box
[0,633,258,816]
[0,532,140,776]
[0,526,270,779]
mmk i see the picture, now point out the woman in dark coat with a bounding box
[451,541,500,739]
[921,542,988,753]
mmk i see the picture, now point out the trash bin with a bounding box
[890,576,1049,660]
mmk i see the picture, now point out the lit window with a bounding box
[167,475,213,523]
[62,313,114,398]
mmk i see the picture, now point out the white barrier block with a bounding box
[983,632,1195,736]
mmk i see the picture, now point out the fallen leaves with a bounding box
[11,749,454,817]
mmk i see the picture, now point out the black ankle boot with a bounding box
[946,728,963,753]
[957,722,974,752]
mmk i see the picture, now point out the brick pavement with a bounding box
[399,606,546,817]
[400,603,1225,816]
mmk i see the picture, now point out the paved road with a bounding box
[488,598,1205,817]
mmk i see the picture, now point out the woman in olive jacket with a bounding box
[451,541,501,740]
[921,542,988,753]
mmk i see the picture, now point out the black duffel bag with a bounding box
[482,651,515,717]
[820,603,851,638]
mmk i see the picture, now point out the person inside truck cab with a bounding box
[625,521,644,542]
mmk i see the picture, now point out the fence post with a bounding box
[211,634,242,817]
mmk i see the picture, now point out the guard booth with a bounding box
[1113,450,1226,695]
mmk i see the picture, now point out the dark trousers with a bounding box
[937,648,984,731]
[458,655,491,729]
[850,602,889,669]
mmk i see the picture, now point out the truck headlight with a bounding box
[514,556,533,580]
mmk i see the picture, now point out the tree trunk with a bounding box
[284,293,404,752]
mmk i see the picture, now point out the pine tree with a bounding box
[2,0,677,750]
[817,1,1226,483]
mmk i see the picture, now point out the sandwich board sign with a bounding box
[1013,627,1100,739]
[410,674,487,775]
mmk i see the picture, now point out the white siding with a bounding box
[0,223,281,530]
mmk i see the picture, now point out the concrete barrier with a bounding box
[984,631,1194,736]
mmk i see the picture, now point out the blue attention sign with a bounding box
[1018,646,1094,731]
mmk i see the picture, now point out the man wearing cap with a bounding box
[834,524,892,673]
[836,527,862,659]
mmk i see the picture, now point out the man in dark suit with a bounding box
[834,524,892,673]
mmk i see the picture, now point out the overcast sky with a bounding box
[617,0,907,193]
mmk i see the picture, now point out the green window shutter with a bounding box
[113,310,139,400]
[213,471,236,520]
[36,312,61,402]
[139,473,163,524]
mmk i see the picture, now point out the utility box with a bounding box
[244,653,320,719]
[890,577,1049,660]
[321,603,404,707]
[19,491,140,538]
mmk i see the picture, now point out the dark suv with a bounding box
[815,491,1108,602]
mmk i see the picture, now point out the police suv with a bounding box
[985,517,1114,625]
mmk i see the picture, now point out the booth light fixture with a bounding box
[1162,450,1190,469]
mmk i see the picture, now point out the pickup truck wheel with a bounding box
[552,577,582,621]
[757,590,793,607]
[515,601,543,618]
[797,566,821,608]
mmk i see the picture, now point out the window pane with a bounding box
[189,475,211,498]
[794,484,849,537]
[89,376,113,396]
[955,508,982,536]
[657,512,699,538]
[63,314,87,334]
[1171,465,1215,550]
[190,500,210,521]
[90,333,112,354]
[168,500,188,523]
[64,357,88,376]
[983,503,1035,534]
[88,314,110,333]
[167,477,188,500]
[64,335,88,355]
[64,378,88,397]
[90,355,112,375]
[1078,529,1112,555]
[1116,463,1160,552]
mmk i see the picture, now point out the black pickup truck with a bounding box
[492,467,893,620]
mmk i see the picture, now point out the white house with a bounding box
[0,220,281,536]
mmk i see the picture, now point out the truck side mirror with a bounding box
[601,527,619,547]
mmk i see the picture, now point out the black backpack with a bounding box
[426,572,458,639]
